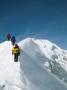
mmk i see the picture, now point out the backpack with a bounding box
[11,36,16,42]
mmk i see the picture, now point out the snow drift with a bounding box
[0,38,67,90]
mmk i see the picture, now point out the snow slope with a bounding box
[0,38,67,90]
[19,38,67,82]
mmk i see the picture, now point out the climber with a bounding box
[6,33,11,41]
[11,36,16,45]
[12,44,20,62]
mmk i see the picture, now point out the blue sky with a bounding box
[0,0,67,49]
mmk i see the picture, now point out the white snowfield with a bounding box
[0,38,67,90]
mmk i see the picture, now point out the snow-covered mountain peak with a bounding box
[20,37,62,52]
[19,37,67,67]
[0,38,67,90]
[19,38,67,81]
[19,38,63,60]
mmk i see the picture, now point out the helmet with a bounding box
[14,44,19,48]
[7,33,11,38]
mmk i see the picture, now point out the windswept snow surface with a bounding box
[0,38,67,90]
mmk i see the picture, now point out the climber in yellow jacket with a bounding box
[12,44,20,62]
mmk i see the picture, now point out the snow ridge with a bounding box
[0,38,67,90]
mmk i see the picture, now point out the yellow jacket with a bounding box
[12,47,20,54]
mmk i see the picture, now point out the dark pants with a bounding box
[12,41,15,45]
[14,54,19,62]
[7,37,11,41]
